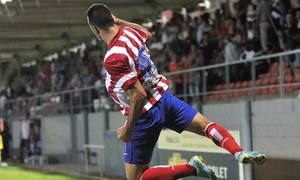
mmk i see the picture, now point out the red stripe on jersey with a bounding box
[154,84,164,96]
[107,83,119,105]
[123,32,140,50]
[160,77,170,86]
[113,40,137,61]
[124,27,144,44]
[142,108,147,113]
[132,28,148,41]
[147,93,157,106]
[104,56,132,80]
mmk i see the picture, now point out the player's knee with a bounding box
[194,113,211,130]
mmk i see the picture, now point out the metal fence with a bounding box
[2,49,300,118]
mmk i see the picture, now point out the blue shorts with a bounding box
[124,90,197,164]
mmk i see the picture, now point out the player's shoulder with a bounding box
[105,44,128,58]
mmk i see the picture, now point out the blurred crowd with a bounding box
[148,0,300,94]
[1,0,300,105]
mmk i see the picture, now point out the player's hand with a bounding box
[117,125,132,143]
[112,14,119,23]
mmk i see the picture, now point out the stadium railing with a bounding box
[2,49,300,117]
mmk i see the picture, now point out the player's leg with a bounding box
[156,91,216,179]
[125,95,207,180]
[185,112,243,154]
[0,134,2,163]
[140,163,199,180]
[125,163,149,180]
[185,112,266,164]
[123,107,162,179]
[124,128,199,180]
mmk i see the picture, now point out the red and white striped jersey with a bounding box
[103,26,169,117]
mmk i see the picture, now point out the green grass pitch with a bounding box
[0,166,81,180]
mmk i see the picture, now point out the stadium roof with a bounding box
[0,0,197,62]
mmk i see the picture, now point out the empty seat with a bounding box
[270,87,280,94]
[214,84,224,90]
[285,76,293,83]
[261,78,270,85]
[293,75,300,82]
[269,63,279,73]
[270,78,279,84]
[256,79,263,86]
[233,82,241,89]
[284,85,294,93]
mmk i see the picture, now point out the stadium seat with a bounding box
[285,76,293,83]
[261,78,270,85]
[284,85,294,93]
[262,87,270,95]
[270,72,279,77]
[294,68,300,74]
[293,75,300,82]
[241,81,248,88]
[269,63,279,73]
[255,87,264,95]
[270,87,280,94]
[207,95,215,100]
[256,79,263,86]
[233,82,241,89]
[270,78,279,84]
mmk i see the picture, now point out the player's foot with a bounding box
[189,155,217,180]
[235,151,266,165]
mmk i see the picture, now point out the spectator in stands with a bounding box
[196,15,212,46]
[256,0,273,51]
[0,91,7,115]
[0,118,3,166]
[224,18,244,63]
[199,32,217,66]
[168,51,183,95]
[156,51,169,74]
[224,18,244,82]
[247,2,256,23]
[274,0,291,26]
[149,35,164,51]
[1,120,11,165]
[183,45,202,102]
[29,123,37,155]
[20,112,31,163]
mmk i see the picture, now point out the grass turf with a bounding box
[0,166,81,180]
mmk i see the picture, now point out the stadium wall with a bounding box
[42,115,71,155]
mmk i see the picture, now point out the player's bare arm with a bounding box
[113,15,152,39]
[117,80,147,143]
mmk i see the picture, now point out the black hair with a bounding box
[87,4,114,30]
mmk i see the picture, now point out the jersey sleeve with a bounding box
[132,28,149,43]
[104,55,138,91]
